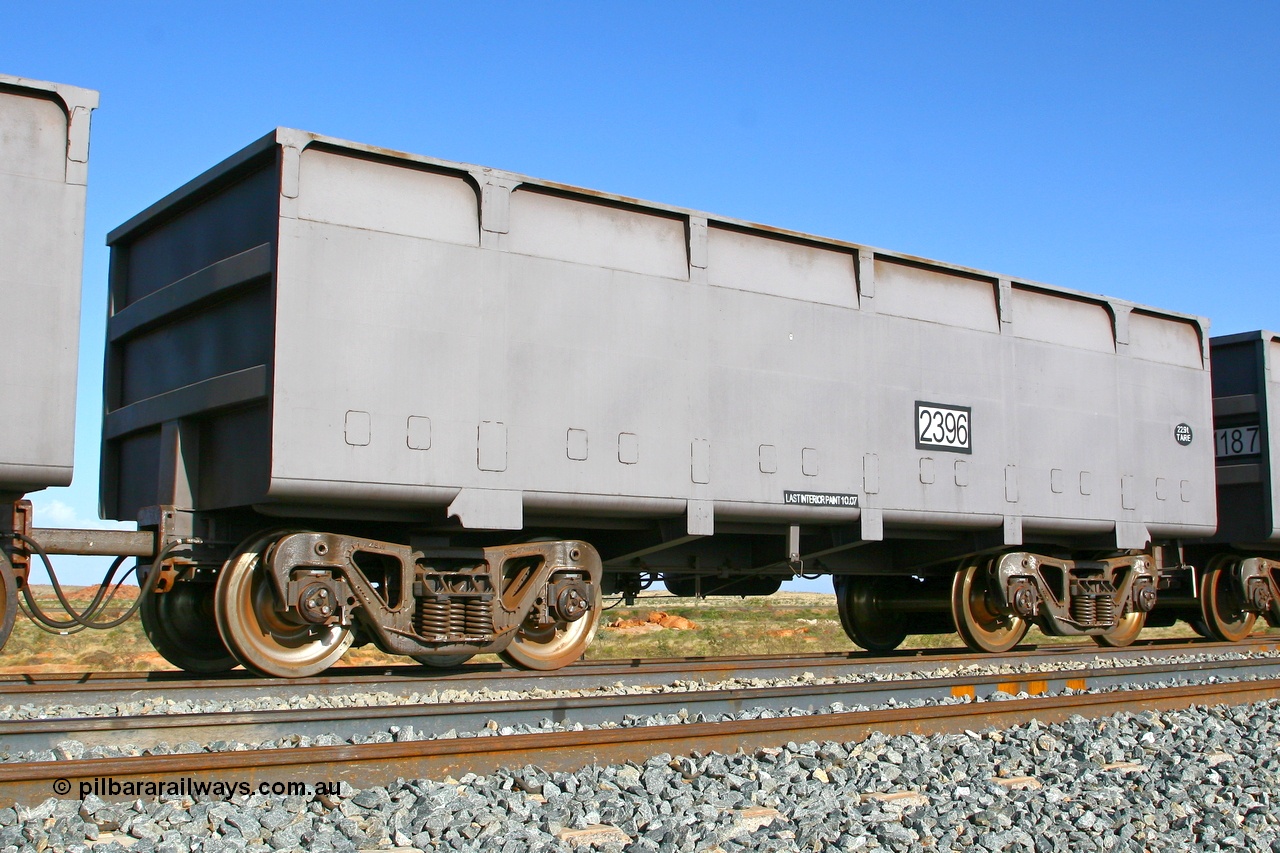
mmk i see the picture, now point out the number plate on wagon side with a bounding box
[1215,425,1261,459]
[916,401,972,454]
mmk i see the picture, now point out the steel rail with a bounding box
[2,636,1275,708]
[4,656,1280,757]
[1,677,1277,807]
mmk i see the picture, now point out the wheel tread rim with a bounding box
[1201,557,1256,643]
[412,653,474,668]
[1093,611,1146,648]
[500,585,602,671]
[951,559,1028,653]
[835,575,907,653]
[141,582,238,673]
[0,555,16,655]
[215,532,353,678]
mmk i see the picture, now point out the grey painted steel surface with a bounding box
[0,75,97,498]
[1209,331,1279,544]
[103,129,1216,549]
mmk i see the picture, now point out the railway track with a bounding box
[3,635,1274,709]
[1,675,1277,808]
[2,654,1280,756]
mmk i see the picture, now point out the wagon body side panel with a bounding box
[0,76,97,498]
[1208,331,1279,545]
[99,130,1217,555]
[257,134,1216,547]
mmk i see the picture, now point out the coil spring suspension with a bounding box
[1070,579,1118,628]
[1071,595,1096,626]
[1095,595,1115,625]
[415,598,450,636]
[448,599,467,635]
[414,596,494,640]
[465,598,493,635]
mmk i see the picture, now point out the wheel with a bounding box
[499,580,601,671]
[834,575,907,653]
[1093,610,1146,648]
[0,553,16,654]
[1188,618,1212,638]
[411,653,474,668]
[214,532,354,678]
[951,558,1029,653]
[140,581,238,673]
[1200,556,1257,642]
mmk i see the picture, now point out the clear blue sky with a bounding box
[5,2,1277,585]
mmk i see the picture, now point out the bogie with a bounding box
[200,530,604,677]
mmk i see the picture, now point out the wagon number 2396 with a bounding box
[916,402,972,453]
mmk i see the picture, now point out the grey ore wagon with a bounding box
[1154,330,1280,641]
[98,129,1217,675]
[0,74,96,645]
[0,74,96,500]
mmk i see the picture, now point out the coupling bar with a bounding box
[28,528,156,558]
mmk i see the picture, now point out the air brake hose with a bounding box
[8,532,186,630]
[17,555,130,634]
